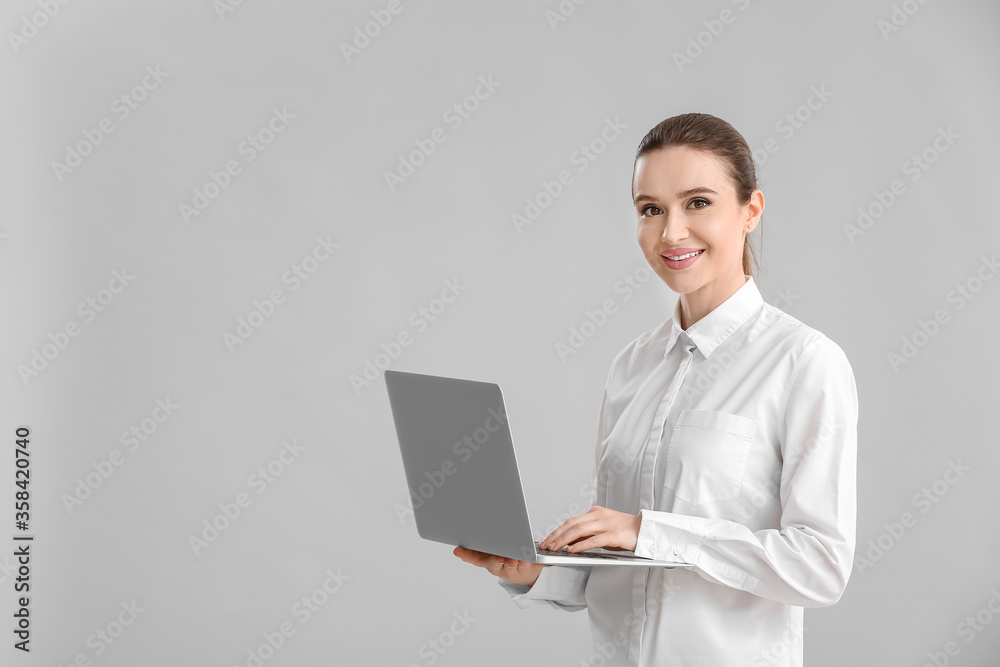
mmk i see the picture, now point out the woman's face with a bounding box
[632,145,762,302]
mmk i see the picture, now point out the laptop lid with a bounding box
[384,369,539,562]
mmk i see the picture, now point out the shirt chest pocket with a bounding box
[663,409,757,505]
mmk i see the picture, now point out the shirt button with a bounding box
[649,544,657,553]
[672,547,681,556]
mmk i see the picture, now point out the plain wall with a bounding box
[2,0,999,665]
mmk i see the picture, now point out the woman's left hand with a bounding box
[538,506,641,553]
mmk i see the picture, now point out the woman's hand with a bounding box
[453,547,547,588]
[538,506,641,553]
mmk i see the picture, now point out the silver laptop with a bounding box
[384,369,692,568]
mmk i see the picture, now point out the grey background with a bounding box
[2,0,998,665]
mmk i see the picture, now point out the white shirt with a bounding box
[500,275,858,667]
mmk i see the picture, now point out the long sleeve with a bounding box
[497,563,590,610]
[497,378,616,611]
[632,336,859,607]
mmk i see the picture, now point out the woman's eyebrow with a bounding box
[634,187,719,204]
[675,186,718,198]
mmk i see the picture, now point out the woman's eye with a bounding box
[641,205,662,216]
[689,198,710,209]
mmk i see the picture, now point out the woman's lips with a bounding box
[661,248,704,270]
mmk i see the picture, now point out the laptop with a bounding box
[384,369,692,568]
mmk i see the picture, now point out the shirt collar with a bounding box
[662,275,764,359]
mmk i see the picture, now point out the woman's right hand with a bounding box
[453,546,547,588]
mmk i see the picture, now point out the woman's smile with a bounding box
[661,248,705,269]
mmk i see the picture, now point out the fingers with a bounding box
[453,546,492,567]
[540,506,605,550]
[541,506,629,552]
[541,518,599,552]
[539,515,578,551]
[453,546,527,571]
[560,535,602,553]
[562,526,602,552]
[495,557,528,576]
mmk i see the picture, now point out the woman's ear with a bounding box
[745,189,764,232]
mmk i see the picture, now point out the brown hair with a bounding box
[632,113,762,278]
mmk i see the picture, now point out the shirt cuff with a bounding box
[497,565,589,610]
[633,509,706,565]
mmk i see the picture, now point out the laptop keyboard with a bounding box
[534,541,629,560]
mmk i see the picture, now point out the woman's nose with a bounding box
[660,219,687,243]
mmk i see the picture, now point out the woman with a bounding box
[455,112,858,666]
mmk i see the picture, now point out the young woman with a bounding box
[455,112,858,666]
